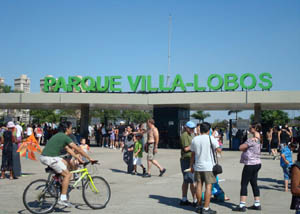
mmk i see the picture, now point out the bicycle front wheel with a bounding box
[83,176,111,209]
[23,179,58,214]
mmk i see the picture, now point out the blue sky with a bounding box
[0,1,299,121]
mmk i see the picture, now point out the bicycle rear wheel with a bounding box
[82,176,111,209]
[23,179,58,214]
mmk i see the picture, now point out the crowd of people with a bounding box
[180,121,300,214]
[1,119,300,213]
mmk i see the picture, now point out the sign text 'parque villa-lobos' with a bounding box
[43,73,272,93]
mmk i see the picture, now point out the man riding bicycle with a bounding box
[40,121,96,207]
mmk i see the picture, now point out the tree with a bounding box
[228,110,242,120]
[30,109,60,124]
[212,119,228,130]
[295,116,300,121]
[250,110,289,127]
[90,109,151,124]
[121,110,152,124]
[0,84,12,93]
[191,111,210,123]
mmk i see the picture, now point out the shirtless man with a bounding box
[143,119,166,178]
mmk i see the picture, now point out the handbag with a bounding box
[209,136,223,175]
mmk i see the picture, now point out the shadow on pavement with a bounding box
[21,173,36,176]
[258,177,284,191]
[258,177,284,185]
[74,203,92,210]
[110,168,128,174]
[149,194,195,212]
[210,199,236,210]
[18,207,71,214]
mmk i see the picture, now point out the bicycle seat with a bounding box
[45,166,55,174]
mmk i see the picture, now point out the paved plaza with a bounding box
[0,143,296,214]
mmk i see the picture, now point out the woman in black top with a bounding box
[280,126,292,150]
[1,122,15,179]
[270,127,280,160]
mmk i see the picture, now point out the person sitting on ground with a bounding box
[280,142,297,192]
[39,121,96,207]
[132,134,146,175]
[201,175,230,202]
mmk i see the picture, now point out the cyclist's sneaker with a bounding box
[57,199,73,207]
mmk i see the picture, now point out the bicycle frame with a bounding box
[69,167,99,193]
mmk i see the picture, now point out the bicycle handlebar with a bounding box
[82,160,99,167]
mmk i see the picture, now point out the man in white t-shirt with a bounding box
[15,121,23,142]
[190,122,221,214]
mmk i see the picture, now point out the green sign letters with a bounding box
[43,73,272,93]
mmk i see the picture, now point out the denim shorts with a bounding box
[180,158,194,184]
[282,166,290,180]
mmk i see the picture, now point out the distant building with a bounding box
[40,75,55,92]
[0,77,4,86]
[12,75,30,123]
[14,74,30,93]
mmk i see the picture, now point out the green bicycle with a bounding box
[23,161,111,214]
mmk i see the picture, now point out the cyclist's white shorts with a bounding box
[40,155,67,174]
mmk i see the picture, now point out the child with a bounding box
[80,138,90,162]
[133,134,146,175]
[123,134,134,174]
[280,142,297,192]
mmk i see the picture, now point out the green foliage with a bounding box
[121,110,152,124]
[30,110,60,124]
[58,109,78,118]
[0,84,12,93]
[295,116,300,121]
[212,119,228,130]
[90,109,152,124]
[0,84,23,93]
[191,111,210,123]
[228,110,242,120]
[250,110,289,127]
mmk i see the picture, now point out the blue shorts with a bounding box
[282,167,290,180]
